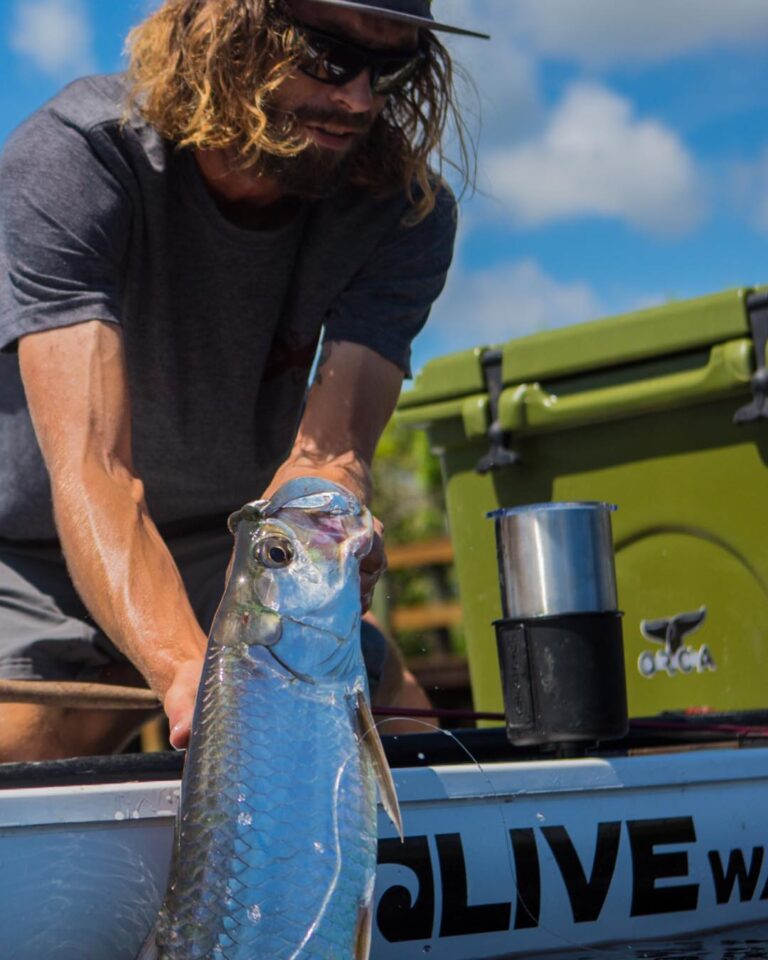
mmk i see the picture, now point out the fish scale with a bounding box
[157,633,377,959]
[147,480,393,960]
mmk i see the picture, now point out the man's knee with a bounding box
[364,620,434,734]
[0,703,151,763]
[372,634,406,707]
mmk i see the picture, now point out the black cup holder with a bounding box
[494,611,628,746]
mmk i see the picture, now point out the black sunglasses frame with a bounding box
[288,20,428,95]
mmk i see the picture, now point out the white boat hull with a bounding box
[1,746,767,959]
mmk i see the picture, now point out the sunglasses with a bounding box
[289,21,427,95]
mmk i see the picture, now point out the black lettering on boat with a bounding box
[377,836,435,942]
[708,847,764,904]
[510,828,541,930]
[435,833,512,937]
[627,817,699,916]
[541,822,621,923]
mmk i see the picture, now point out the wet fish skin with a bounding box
[146,478,386,960]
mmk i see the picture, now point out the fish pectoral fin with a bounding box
[134,926,158,960]
[356,691,403,840]
[355,902,373,960]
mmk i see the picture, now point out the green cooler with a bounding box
[398,287,768,718]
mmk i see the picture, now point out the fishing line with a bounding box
[372,716,636,958]
[288,753,349,960]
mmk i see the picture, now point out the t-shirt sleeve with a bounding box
[323,183,458,377]
[0,107,130,352]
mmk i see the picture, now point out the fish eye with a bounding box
[253,536,294,569]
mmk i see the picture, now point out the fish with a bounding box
[138,477,401,960]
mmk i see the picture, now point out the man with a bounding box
[0,0,486,760]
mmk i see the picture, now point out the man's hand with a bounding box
[361,515,386,612]
[265,341,404,612]
[164,658,205,750]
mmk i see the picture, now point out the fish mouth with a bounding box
[229,479,363,532]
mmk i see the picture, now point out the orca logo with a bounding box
[637,607,716,678]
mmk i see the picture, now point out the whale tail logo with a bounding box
[640,606,707,656]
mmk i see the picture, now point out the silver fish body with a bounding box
[143,479,398,960]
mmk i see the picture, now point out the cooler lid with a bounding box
[402,287,753,410]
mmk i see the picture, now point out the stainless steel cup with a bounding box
[489,502,618,619]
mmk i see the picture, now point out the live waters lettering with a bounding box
[375,816,768,942]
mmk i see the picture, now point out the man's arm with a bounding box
[266,340,405,608]
[19,320,207,746]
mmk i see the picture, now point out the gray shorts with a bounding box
[0,529,387,694]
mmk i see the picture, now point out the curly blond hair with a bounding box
[125,0,473,222]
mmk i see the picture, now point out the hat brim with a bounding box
[303,0,490,39]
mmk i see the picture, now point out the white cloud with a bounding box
[483,83,704,235]
[440,0,543,150]
[419,257,602,363]
[445,39,541,149]
[731,148,768,233]
[10,0,95,79]
[413,252,673,372]
[460,0,768,66]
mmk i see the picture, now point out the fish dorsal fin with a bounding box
[356,691,403,840]
[355,902,373,960]
[134,927,158,960]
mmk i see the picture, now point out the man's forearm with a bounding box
[18,320,209,748]
[266,341,404,508]
[51,460,207,700]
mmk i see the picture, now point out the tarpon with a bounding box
[138,477,401,960]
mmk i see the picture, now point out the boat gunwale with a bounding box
[2,744,768,829]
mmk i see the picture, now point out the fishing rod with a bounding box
[3,679,768,741]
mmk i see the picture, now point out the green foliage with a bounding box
[371,420,447,545]
[371,420,464,658]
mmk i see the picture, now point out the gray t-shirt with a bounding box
[0,75,456,541]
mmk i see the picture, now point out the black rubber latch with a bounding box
[475,348,522,474]
[734,290,768,424]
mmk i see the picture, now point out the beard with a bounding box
[251,103,374,200]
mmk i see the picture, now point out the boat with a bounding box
[2,717,768,959]
[4,286,768,957]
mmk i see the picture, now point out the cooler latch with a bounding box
[475,349,522,474]
[734,290,768,424]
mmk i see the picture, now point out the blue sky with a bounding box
[2,0,768,374]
